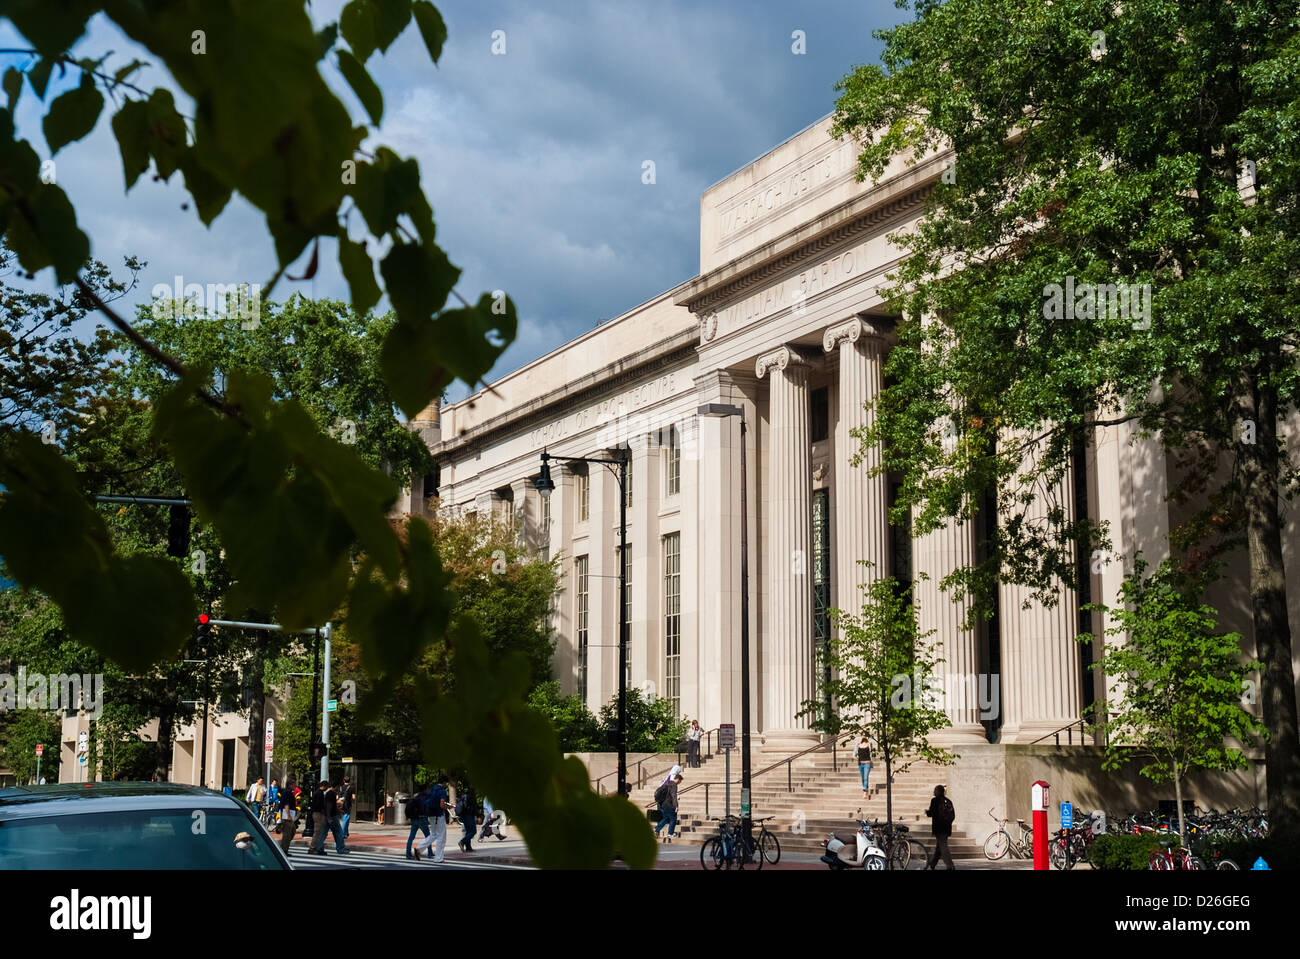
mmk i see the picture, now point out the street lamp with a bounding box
[697,402,752,842]
[535,447,630,798]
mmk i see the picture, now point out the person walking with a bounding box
[456,783,477,852]
[324,780,349,854]
[653,766,683,843]
[309,782,328,855]
[924,785,956,870]
[415,776,450,863]
[404,786,430,859]
[686,720,703,768]
[276,778,299,856]
[268,779,280,810]
[246,778,266,819]
[855,734,872,800]
[340,776,355,838]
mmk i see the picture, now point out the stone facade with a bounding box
[421,113,1300,760]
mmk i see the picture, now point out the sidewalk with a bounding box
[293,821,1041,869]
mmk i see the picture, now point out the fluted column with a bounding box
[756,346,817,745]
[824,317,891,613]
[914,509,988,743]
[998,445,1084,743]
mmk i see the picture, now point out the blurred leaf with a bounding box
[42,70,104,154]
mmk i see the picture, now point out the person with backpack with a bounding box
[855,734,872,800]
[653,766,684,843]
[455,783,477,853]
[340,775,355,838]
[924,785,956,869]
[405,785,430,860]
[414,775,450,863]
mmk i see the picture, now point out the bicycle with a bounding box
[699,816,762,870]
[863,813,928,870]
[984,808,1033,860]
[1148,838,1203,870]
[752,816,781,865]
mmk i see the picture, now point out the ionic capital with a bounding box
[755,346,808,379]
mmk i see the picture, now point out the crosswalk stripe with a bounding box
[287,847,533,870]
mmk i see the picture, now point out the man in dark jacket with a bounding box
[405,785,431,859]
[323,781,349,854]
[924,785,956,869]
[309,782,328,854]
[277,778,299,855]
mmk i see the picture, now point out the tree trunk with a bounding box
[245,651,266,789]
[155,703,176,782]
[1241,378,1300,841]
[884,745,893,826]
[1174,762,1185,839]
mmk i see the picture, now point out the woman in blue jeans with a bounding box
[654,767,683,843]
[856,734,872,799]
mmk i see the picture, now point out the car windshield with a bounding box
[0,807,284,869]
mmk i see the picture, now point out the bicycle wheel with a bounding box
[888,837,910,871]
[1149,853,1171,870]
[1185,857,1204,871]
[1049,838,1069,870]
[984,830,1010,861]
[736,835,762,870]
[906,838,929,870]
[759,829,781,865]
[700,837,726,870]
[1217,858,1239,870]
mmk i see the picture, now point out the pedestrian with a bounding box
[309,781,328,854]
[268,779,280,809]
[415,775,450,863]
[246,777,266,819]
[456,783,477,852]
[324,780,349,854]
[276,778,299,856]
[855,734,872,800]
[924,785,956,870]
[687,720,703,768]
[340,775,355,838]
[653,766,683,843]
[404,785,430,859]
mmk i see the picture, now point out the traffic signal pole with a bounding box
[320,623,332,785]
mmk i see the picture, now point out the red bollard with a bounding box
[1032,780,1050,870]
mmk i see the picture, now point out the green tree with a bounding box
[833,0,1300,837]
[598,688,689,754]
[801,574,955,826]
[1086,558,1266,839]
[0,709,60,784]
[527,681,603,753]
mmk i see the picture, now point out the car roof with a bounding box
[0,782,247,819]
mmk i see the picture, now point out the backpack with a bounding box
[654,782,671,805]
[454,793,468,819]
[935,797,955,827]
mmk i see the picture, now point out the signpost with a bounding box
[264,719,275,794]
[34,743,42,785]
[77,730,88,783]
[1060,801,1073,830]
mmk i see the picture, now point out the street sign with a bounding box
[77,731,88,754]
[740,787,750,816]
[1061,802,1073,829]
[34,744,43,757]
[77,755,86,765]
[327,699,338,712]
[719,724,735,749]
[264,718,275,763]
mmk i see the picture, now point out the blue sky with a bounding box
[1,1,905,403]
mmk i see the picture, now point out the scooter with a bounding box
[820,813,887,870]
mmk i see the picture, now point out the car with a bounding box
[0,781,292,869]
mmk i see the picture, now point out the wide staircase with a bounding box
[632,743,982,860]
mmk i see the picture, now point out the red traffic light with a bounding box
[198,614,210,624]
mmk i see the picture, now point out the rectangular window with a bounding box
[664,533,681,715]
[622,545,633,688]
[624,450,633,510]
[811,386,830,443]
[665,426,681,496]
[576,555,589,702]
[540,490,552,559]
[575,470,589,523]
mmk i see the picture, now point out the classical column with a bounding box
[998,447,1084,743]
[823,317,891,613]
[913,507,988,743]
[756,346,817,746]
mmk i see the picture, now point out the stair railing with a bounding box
[591,726,721,795]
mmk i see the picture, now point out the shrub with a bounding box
[1089,833,1177,870]
[1209,836,1300,871]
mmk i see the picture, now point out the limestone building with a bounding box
[410,114,1300,774]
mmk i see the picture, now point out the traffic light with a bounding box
[196,613,211,644]
[309,742,329,763]
[167,504,191,559]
